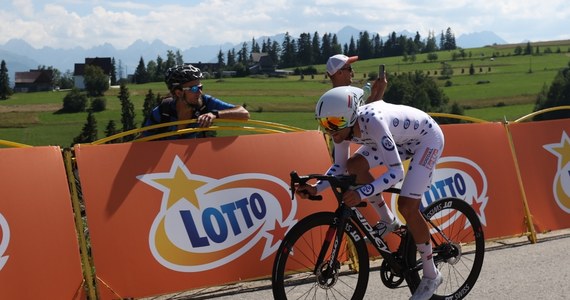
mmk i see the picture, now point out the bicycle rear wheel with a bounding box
[408,197,485,300]
[272,212,370,300]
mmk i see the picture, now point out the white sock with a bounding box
[368,194,395,222]
[417,242,438,279]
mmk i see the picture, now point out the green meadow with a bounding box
[1,40,570,147]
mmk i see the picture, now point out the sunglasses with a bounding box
[317,116,348,132]
[181,84,203,93]
[340,66,353,72]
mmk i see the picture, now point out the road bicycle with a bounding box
[271,171,485,300]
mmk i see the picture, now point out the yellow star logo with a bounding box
[153,167,207,209]
[545,131,570,169]
[137,156,209,209]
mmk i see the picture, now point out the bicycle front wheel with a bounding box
[272,212,370,300]
[408,197,485,300]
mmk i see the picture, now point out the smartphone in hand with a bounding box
[379,64,386,78]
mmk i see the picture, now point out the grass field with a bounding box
[1,40,569,147]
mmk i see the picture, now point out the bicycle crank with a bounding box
[380,259,405,289]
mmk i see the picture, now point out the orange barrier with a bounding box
[371,122,528,241]
[507,118,570,233]
[74,131,337,299]
[1,116,569,299]
[0,146,86,299]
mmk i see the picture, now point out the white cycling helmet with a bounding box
[315,86,364,131]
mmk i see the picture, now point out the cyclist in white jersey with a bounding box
[297,86,445,300]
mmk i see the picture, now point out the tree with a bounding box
[347,37,357,57]
[104,120,120,143]
[0,60,12,100]
[110,57,118,85]
[155,55,165,81]
[62,88,88,112]
[72,110,98,145]
[427,52,438,62]
[217,49,225,70]
[413,31,424,53]
[175,50,184,65]
[227,49,236,67]
[134,57,150,84]
[250,37,260,54]
[117,59,124,80]
[441,62,454,78]
[442,27,456,50]
[533,62,570,120]
[118,83,136,140]
[269,40,281,66]
[89,97,106,112]
[424,31,438,53]
[280,32,297,68]
[312,31,322,64]
[58,70,75,89]
[383,71,450,113]
[469,63,475,75]
[146,60,158,82]
[142,89,157,125]
[84,64,109,96]
[237,42,249,65]
[297,32,313,66]
[357,31,373,60]
[165,50,176,70]
[524,42,532,55]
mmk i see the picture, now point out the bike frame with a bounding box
[316,200,415,279]
[290,171,416,278]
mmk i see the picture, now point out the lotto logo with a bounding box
[137,156,296,272]
[0,213,10,271]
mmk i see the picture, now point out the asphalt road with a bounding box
[149,229,570,300]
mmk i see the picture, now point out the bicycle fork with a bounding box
[313,208,351,278]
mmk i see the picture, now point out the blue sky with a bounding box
[1,0,569,50]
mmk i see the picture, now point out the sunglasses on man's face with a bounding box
[317,116,348,132]
[181,84,203,93]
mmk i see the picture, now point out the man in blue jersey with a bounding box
[143,64,249,139]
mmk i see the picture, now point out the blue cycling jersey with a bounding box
[142,94,235,140]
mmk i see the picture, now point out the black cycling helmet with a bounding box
[165,64,203,90]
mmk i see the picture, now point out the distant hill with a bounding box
[456,31,507,48]
[0,27,508,81]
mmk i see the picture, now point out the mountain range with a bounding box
[0,27,507,82]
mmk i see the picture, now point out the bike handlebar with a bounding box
[289,171,401,204]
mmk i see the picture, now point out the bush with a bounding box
[90,97,107,112]
[62,88,87,112]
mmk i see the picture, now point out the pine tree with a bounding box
[104,120,119,143]
[297,32,313,66]
[142,89,156,125]
[0,60,13,100]
[312,32,322,64]
[357,31,373,60]
[110,57,117,86]
[134,57,150,84]
[175,50,184,65]
[118,83,136,141]
[165,50,176,70]
[72,110,98,145]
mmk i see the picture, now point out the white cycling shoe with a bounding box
[410,270,443,300]
[373,219,401,239]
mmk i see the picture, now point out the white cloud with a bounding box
[1,0,569,50]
